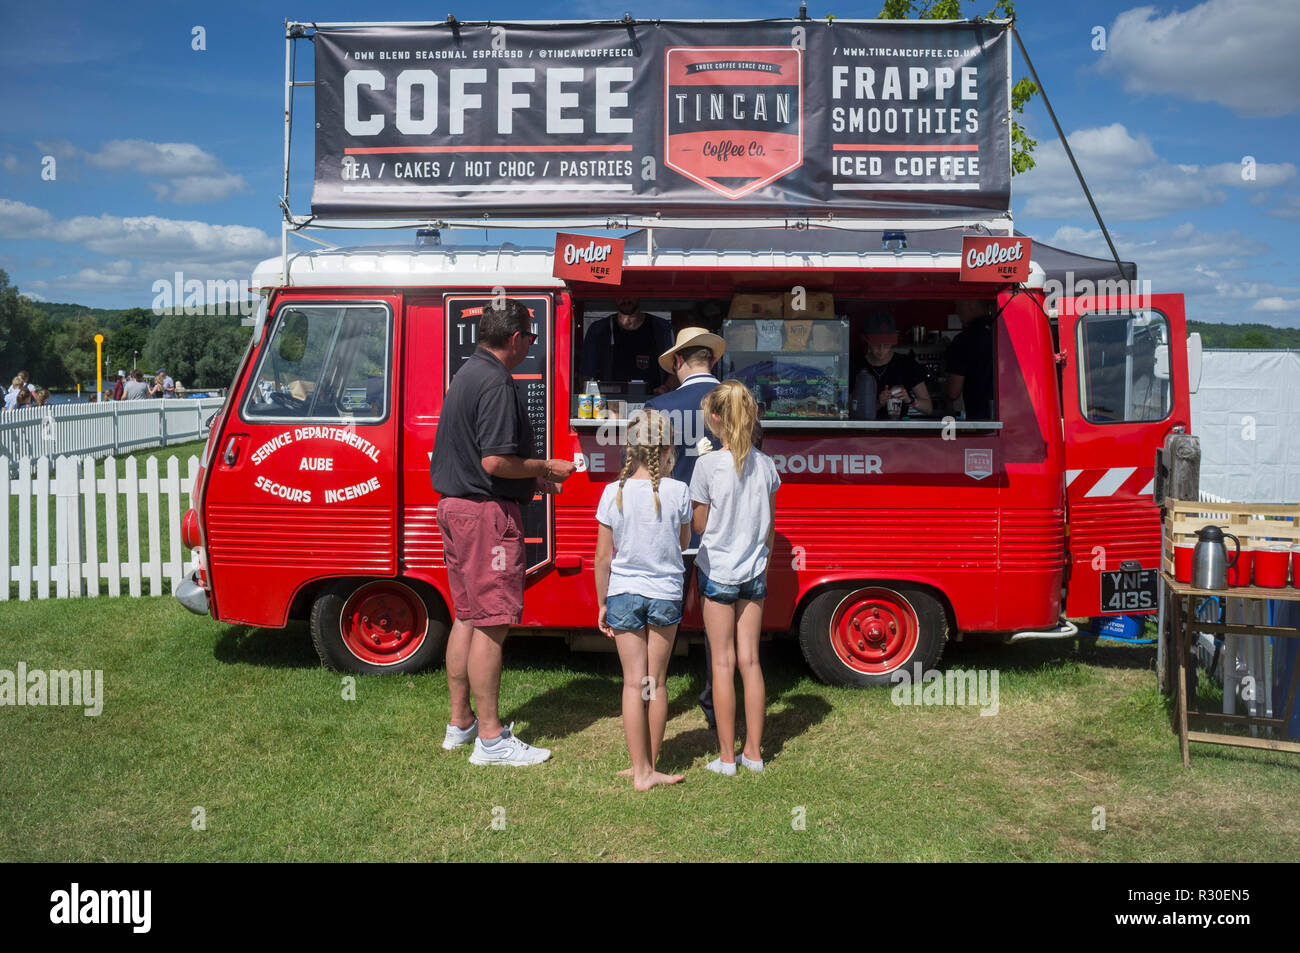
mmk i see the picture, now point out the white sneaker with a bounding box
[737,752,764,772]
[442,719,478,750]
[468,724,551,766]
[705,757,737,776]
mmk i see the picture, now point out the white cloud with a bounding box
[1044,222,1299,324]
[1203,161,1297,189]
[1252,297,1300,312]
[1262,192,1300,221]
[34,138,248,204]
[18,290,45,301]
[2,154,21,174]
[0,199,276,298]
[1015,123,1293,221]
[0,199,276,260]
[1099,0,1300,117]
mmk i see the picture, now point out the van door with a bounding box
[204,295,401,627]
[400,292,555,594]
[1060,293,1191,618]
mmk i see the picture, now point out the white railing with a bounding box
[1,454,200,601]
[0,397,226,466]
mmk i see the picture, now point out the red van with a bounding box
[176,226,1193,685]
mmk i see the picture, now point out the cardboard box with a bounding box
[728,293,784,318]
[783,291,835,318]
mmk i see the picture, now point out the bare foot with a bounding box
[633,771,685,791]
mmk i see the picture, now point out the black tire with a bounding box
[798,585,948,687]
[310,579,448,675]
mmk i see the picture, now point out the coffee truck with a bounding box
[174,17,1199,684]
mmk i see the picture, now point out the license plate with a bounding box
[1100,569,1157,612]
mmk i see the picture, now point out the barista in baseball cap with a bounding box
[856,312,933,419]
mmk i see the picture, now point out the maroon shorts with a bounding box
[436,496,526,626]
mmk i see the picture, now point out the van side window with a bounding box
[1076,311,1171,424]
[242,304,391,422]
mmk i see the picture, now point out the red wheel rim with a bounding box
[828,588,920,675]
[339,582,428,667]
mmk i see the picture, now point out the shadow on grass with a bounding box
[945,634,1158,674]
[501,637,832,769]
[213,621,320,670]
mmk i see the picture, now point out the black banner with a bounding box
[310,19,1010,218]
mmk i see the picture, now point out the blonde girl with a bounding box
[691,381,781,775]
[594,409,692,791]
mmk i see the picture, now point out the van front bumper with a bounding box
[175,569,210,616]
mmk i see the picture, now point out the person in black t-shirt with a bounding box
[430,300,577,767]
[580,297,674,392]
[945,300,996,420]
[856,313,933,419]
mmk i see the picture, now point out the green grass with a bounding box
[1,596,1297,862]
[6,440,207,596]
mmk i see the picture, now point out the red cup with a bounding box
[1292,547,1300,588]
[1255,546,1289,588]
[1226,549,1253,587]
[1174,544,1195,583]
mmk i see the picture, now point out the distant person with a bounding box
[5,371,36,411]
[123,369,150,400]
[580,297,674,393]
[34,388,50,407]
[855,313,933,420]
[111,371,126,401]
[150,368,175,398]
[431,299,577,767]
[13,387,34,410]
[945,300,996,420]
[593,409,691,791]
[691,381,780,775]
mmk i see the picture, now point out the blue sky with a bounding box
[1,0,1296,324]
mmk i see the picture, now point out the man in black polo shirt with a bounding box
[945,299,997,420]
[431,299,576,767]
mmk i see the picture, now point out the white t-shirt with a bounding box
[690,448,781,585]
[596,477,692,601]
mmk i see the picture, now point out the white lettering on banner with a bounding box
[966,240,1024,270]
[831,65,979,101]
[324,476,382,504]
[563,240,614,265]
[254,475,312,503]
[342,67,635,137]
[251,427,382,465]
[769,453,883,475]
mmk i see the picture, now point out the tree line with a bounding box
[0,269,251,392]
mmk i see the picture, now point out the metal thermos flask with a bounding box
[1192,525,1240,590]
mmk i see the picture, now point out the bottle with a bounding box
[578,392,593,419]
[593,391,607,419]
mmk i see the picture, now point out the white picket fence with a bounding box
[1,454,200,601]
[0,397,225,466]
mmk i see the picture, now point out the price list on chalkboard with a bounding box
[444,294,553,572]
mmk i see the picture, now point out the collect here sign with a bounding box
[311,19,1011,219]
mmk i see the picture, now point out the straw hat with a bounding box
[658,326,725,373]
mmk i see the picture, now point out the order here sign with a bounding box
[553,233,625,284]
[310,19,1011,219]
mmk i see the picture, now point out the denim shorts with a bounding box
[605,592,683,631]
[696,568,767,604]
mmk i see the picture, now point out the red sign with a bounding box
[663,46,804,199]
[553,233,625,285]
[960,236,1032,283]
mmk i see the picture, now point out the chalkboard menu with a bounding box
[444,295,553,572]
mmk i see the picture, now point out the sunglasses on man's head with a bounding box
[520,331,538,344]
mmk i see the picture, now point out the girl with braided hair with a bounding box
[594,409,692,791]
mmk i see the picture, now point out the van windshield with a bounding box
[243,304,390,422]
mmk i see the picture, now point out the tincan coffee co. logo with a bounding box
[664,46,803,199]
